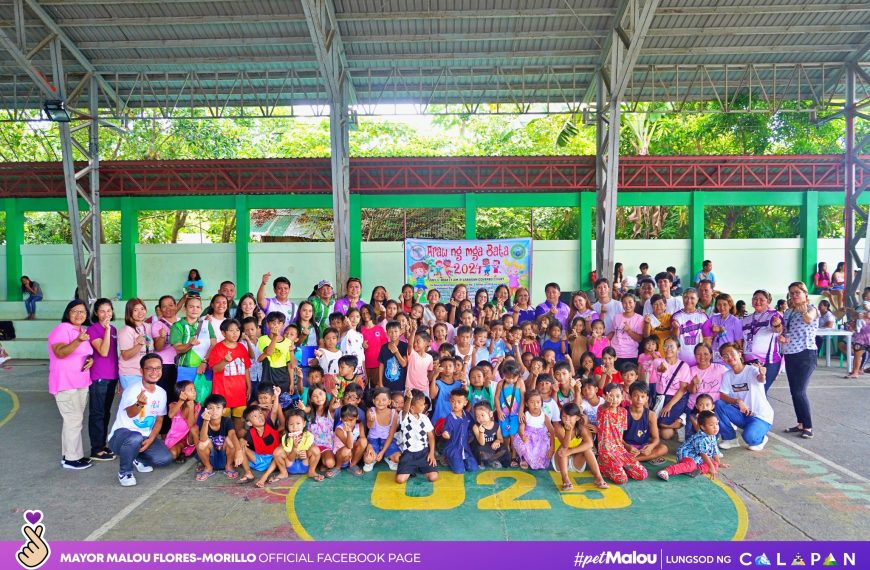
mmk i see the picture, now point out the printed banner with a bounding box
[404,238,532,298]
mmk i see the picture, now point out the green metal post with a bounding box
[5,200,24,301]
[235,195,250,291]
[801,190,819,285]
[120,197,138,299]
[465,193,477,239]
[690,192,705,284]
[349,194,362,278]
[579,192,594,290]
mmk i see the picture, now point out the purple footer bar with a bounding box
[1,541,867,570]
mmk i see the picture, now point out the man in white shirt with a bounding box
[643,272,684,316]
[108,354,172,486]
[592,279,623,334]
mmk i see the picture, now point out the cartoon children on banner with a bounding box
[504,260,526,297]
[410,261,430,297]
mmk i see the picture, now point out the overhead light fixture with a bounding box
[42,99,71,122]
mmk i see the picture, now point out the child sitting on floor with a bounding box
[513,389,555,470]
[471,401,510,468]
[363,387,401,472]
[623,382,668,464]
[658,410,727,481]
[278,408,323,482]
[597,383,648,485]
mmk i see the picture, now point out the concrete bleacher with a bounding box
[0,300,160,361]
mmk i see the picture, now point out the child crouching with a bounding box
[441,388,478,474]
[396,389,438,483]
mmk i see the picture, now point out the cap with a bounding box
[317,279,333,290]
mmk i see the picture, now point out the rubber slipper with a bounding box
[325,467,340,478]
[267,474,289,484]
[309,473,325,482]
[561,482,574,491]
[196,470,215,482]
[349,465,364,476]
[174,455,187,464]
[783,425,803,434]
[649,457,666,465]
[237,474,255,484]
[225,469,239,480]
[594,479,609,489]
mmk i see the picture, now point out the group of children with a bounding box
[162,305,730,491]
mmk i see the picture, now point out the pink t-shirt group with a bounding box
[47,323,94,395]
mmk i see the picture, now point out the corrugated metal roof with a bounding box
[0,0,867,116]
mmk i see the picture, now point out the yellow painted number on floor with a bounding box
[477,470,551,510]
[549,472,632,509]
[371,471,466,510]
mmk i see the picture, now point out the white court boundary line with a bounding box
[767,432,869,484]
[85,463,190,541]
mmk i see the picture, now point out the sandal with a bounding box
[195,470,215,482]
[783,425,804,434]
[510,460,519,467]
[309,472,325,482]
[325,467,340,478]
[561,482,574,491]
[237,474,255,484]
[649,457,666,465]
[174,455,187,464]
[349,465,364,476]
[593,479,609,489]
[520,461,529,469]
[225,469,239,480]
[267,474,289,484]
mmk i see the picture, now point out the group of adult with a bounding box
[45,266,820,473]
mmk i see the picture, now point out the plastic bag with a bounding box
[193,372,212,404]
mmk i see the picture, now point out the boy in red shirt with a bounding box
[208,319,252,435]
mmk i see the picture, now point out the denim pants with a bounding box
[762,359,781,393]
[88,379,118,454]
[783,349,816,429]
[715,400,772,446]
[24,294,42,316]
[109,428,173,476]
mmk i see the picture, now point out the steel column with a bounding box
[302,0,355,295]
[594,0,660,283]
[843,63,870,304]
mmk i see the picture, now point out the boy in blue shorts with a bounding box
[195,394,243,481]
[240,404,281,487]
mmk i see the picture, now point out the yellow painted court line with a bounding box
[0,386,20,429]
[664,454,748,541]
[286,476,313,541]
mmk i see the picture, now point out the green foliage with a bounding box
[0,102,857,243]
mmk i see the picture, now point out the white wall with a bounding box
[2,238,855,303]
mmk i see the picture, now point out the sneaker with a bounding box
[91,449,116,461]
[118,473,137,487]
[747,435,769,451]
[133,459,153,473]
[676,429,686,443]
[61,458,93,470]
[657,470,669,481]
[719,439,741,450]
[800,429,814,439]
[385,459,398,471]
[362,462,374,473]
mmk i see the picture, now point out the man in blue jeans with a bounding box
[108,353,173,486]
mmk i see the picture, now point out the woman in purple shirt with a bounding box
[511,287,537,325]
[87,298,119,461]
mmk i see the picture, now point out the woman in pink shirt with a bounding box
[609,293,644,370]
[118,298,151,390]
[48,300,95,470]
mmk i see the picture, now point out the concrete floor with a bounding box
[0,359,867,542]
